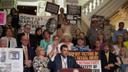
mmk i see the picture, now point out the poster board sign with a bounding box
[67,5,81,16]
[19,14,52,33]
[45,2,60,14]
[77,60,101,72]
[0,11,6,25]
[0,48,23,72]
[68,51,102,72]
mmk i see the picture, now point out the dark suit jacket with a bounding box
[17,33,35,47]
[17,46,36,72]
[48,53,80,72]
[100,51,117,72]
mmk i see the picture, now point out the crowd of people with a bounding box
[0,7,128,72]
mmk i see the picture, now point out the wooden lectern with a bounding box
[58,68,92,72]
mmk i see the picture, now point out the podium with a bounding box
[58,68,92,72]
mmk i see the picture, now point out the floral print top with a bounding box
[33,56,50,72]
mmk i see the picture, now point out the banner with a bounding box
[69,52,102,72]
[0,48,23,72]
[0,11,6,25]
[19,14,53,33]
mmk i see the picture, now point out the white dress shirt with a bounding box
[1,36,17,48]
[61,55,67,68]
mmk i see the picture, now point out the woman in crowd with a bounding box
[34,28,43,45]
[79,32,91,47]
[33,46,50,72]
[47,35,60,60]
[4,15,13,29]
[72,37,91,52]
[10,8,20,32]
[118,47,128,72]
[96,33,105,49]
[72,28,81,45]
[93,40,101,52]
[40,30,53,52]
[58,33,73,53]
[1,15,13,37]
[79,32,85,38]
[112,35,124,55]
[55,28,64,42]
[1,28,17,48]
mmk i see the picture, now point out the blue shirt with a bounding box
[112,29,127,42]
[72,45,91,52]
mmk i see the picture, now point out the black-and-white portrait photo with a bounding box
[9,51,20,60]
[0,51,6,62]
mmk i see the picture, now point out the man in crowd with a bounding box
[17,35,35,72]
[100,42,118,72]
[17,24,35,47]
[48,44,80,72]
[112,22,127,42]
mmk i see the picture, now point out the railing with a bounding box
[82,0,106,16]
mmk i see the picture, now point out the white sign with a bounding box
[19,14,53,33]
[0,48,23,72]
[77,60,102,72]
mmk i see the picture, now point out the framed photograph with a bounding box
[67,5,81,16]
[0,11,6,25]
[45,2,60,14]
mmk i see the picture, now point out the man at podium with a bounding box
[48,44,80,72]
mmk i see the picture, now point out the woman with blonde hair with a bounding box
[58,33,73,53]
[118,47,128,72]
[33,46,50,72]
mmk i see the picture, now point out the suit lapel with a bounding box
[57,54,62,69]
[67,56,70,68]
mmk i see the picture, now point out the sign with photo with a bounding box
[0,48,23,72]
[45,2,60,14]
[0,11,6,25]
[69,52,102,72]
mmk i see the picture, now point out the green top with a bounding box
[40,38,53,52]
